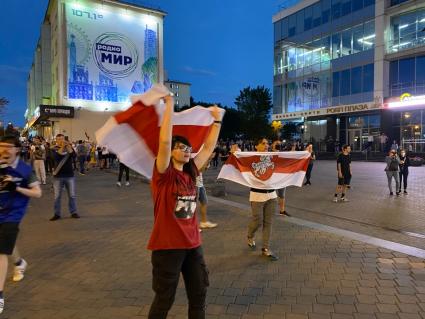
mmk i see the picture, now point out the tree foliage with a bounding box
[234,86,273,139]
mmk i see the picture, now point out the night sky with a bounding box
[0,0,282,126]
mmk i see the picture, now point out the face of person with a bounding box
[401,151,406,157]
[255,139,269,152]
[56,136,65,147]
[0,143,19,165]
[307,144,313,152]
[172,142,192,164]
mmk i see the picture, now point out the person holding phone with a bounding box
[49,134,80,221]
[385,149,401,196]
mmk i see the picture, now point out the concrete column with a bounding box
[374,0,387,107]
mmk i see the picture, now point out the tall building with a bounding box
[273,0,425,153]
[25,0,165,141]
[164,80,191,109]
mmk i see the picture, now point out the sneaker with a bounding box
[79,172,85,176]
[0,298,4,314]
[125,181,130,186]
[340,197,349,202]
[49,215,61,221]
[116,182,122,187]
[262,248,279,261]
[279,211,291,217]
[71,213,80,219]
[200,221,218,229]
[13,259,28,282]
[404,190,408,194]
[396,192,401,196]
[390,192,394,196]
[333,197,339,203]
[247,238,256,249]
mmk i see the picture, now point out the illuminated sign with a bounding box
[40,105,75,118]
[386,93,425,108]
[65,2,159,104]
[272,102,379,120]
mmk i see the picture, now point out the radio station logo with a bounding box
[93,33,139,79]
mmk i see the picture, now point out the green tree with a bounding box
[220,107,243,139]
[234,86,273,139]
[0,97,8,117]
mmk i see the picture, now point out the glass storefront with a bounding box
[399,110,425,152]
[345,114,380,152]
[389,55,425,97]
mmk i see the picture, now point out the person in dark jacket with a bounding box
[398,149,410,194]
[385,149,400,196]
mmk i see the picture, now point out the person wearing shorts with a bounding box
[334,144,352,202]
[0,136,42,314]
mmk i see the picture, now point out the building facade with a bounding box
[25,0,165,141]
[164,80,191,109]
[273,0,425,153]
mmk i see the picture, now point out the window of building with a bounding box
[351,67,362,94]
[332,71,340,97]
[390,0,409,6]
[341,0,351,17]
[399,57,415,93]
[274,21,282,42]
[352,0,363,12]
[362,63,374,93]
[340,69,351,96]
[282,17,289,39]
[352,24,364,53]
[332,33,341,59]
[288,14,296,37]
[312,3,321,27]
[389,8,425,53]
[389,60,399,87]
[322,0,331,24]
[296,10,304,34]
[304,6,313,31]
[416,56,425,94]
[364,0,374,7]
[332,0,341,20]
[362,20,375,49]
[341,28,352,56]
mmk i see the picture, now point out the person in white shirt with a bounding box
[247,138,278,261]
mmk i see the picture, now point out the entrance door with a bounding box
[347,129,362,151]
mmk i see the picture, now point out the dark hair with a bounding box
[255,137,267,146]
[0,135,21,147]
[342,144,350,150]
[171,135,197,183]
[78,140,83,144]
[56,133,64,138]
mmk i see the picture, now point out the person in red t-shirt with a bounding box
[148,94,224,319]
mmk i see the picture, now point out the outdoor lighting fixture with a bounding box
[404,113,411,118]
[387,94,425,108]
[420,18,425,23]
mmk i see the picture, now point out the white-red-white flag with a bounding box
[218,151,311,189]
[95,84,218,179]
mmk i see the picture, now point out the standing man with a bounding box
[303,143,316,185]
[247,138,279,261]
[31,137,46,185]
[0,136,42,314]
[148,93,224,319]
[333,144,352,202]
[50,134,80,221]
[117,160,130,187]
[76,140,87,175]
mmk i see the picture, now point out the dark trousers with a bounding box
[399,171,408,191]
[149,246,209,319]
[118,163,130,182]
[45,158,55,174]
[78,155,86,173]
[305,163,314,182]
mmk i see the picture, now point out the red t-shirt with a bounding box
[147,162,201,250]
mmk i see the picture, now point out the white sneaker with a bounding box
[13,259,27,282]
[116,182,121,187]
[125,181,130,186]
[340,197,349,202]
[0,298,4,314]
[200,221,218,229]
[333,197,339,203]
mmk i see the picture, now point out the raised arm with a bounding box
[194,106,224,170]
[156,95,174,174]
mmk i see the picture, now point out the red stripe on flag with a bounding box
[114,102,212,156]
[226,154,310,174]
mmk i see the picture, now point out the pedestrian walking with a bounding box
[76,140,87,175]
[333,144,352,202]
[49,134,80,221]
[0,135,42,314]
[398,149,409,194]
[385,149,401,196]
[303,143,315,186]
[247,138,279,261]
[117,161,130,187]
[147,94,223,319]
[31,139,46,185]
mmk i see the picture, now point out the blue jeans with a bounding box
[78,155,86,174]
[53,177,77,216]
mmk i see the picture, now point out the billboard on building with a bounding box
[65,2,159,104]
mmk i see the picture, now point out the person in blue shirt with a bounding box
[0,135,42,314]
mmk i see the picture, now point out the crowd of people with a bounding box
[0,123,414,317]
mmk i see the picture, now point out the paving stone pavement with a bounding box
[204,161,425,249]
[3,168,425,318]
